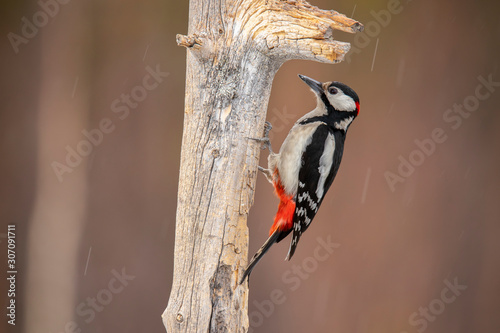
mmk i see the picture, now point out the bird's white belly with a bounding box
[273,123,320,196]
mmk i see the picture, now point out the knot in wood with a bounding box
[176,34,201,48]
[266,35,279,49]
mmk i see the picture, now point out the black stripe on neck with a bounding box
[299,116,325,125]
[320,92,332,111]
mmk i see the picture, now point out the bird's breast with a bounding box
[275,122,322,196]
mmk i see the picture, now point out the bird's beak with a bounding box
[298,74,323,95]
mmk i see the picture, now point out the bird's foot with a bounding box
[258,166,274,184]
[247,121,273,153]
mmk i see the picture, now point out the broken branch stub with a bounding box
[177,0,363,64]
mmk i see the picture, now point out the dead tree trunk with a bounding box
[163,1,363,332]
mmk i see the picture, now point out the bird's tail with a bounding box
[239,230,281,284]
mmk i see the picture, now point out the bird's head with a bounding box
[298,74,360,130]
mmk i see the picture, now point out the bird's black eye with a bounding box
[328,86,338,95]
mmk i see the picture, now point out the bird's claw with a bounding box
[263,121,272,138]
[247,121,273,153]
[258,166,274,184]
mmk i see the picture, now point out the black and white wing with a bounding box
[286,124,342,260]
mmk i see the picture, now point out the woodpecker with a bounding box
[240,74,360,284]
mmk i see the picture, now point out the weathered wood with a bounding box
[163,1,363,332]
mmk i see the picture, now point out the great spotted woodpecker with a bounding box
[240,74,360,284]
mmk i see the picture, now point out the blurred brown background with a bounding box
[1,0,499,332]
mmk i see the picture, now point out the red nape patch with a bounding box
[355,101,360,116]
[269,180,296,236]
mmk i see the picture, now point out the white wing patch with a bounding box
[316,133,335,200]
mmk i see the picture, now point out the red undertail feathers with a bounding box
[269,177,295,236]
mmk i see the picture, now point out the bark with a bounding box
[163,1,363,332]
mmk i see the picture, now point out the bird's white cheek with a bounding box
[327,94,356,112]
